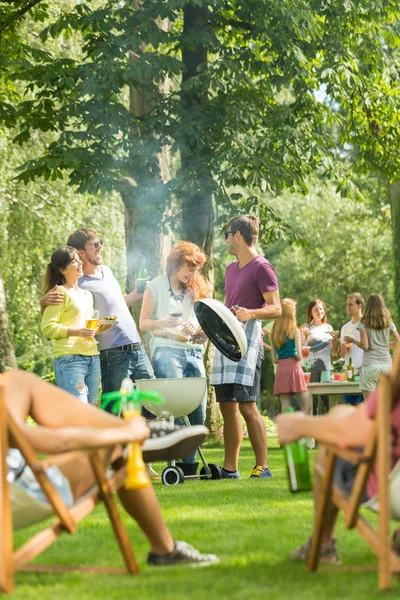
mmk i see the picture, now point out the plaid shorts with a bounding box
[215,349,263,403]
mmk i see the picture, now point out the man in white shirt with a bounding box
[340,292,364,404]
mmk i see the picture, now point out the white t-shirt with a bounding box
[146,275,203,356]
[340,320,363,372]
[308,323,333,371]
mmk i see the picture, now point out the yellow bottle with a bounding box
[121,379,149,491]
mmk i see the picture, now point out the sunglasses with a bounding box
[87,239,103,249]
[224,230,236,240]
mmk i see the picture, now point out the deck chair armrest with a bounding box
[321,444,368,465]
[39,450,95,470]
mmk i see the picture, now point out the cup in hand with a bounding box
[169,297,183,319]
[84,310,99,345]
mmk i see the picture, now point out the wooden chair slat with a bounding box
[0,385,139,593]
[307,343,400,591]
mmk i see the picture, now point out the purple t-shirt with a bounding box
[224,255,279,309]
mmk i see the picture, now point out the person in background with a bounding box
[305,299,338,415]
[340,293,364,405]
[270,299,309,415]
[211,214,281,480]
[41,246,101,405]
[40,229,158,478]
[344,293,400,399]
[139,241,209,466]
[276,382,400,565]
[3,369,218,567]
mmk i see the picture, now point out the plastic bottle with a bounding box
[283,408,312,492]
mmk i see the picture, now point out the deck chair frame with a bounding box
[0,385,139,594]
[308,353,400,590]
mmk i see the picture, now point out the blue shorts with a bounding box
[333,451,369,502]
[344,394,363,404]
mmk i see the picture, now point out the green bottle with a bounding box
[137,259,148,293]
[283,408,312,492]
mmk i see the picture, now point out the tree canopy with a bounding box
[2,0,399,237]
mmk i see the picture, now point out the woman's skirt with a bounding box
[274,357,308,395]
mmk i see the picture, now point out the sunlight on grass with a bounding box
[11,436,398,599]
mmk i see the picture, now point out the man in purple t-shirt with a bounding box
[211,215,281,480]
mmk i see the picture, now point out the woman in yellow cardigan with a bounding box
[41,246,100,405]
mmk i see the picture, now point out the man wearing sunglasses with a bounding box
[211,215,281,479]
[41,228,154,404]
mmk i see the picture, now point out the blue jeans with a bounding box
[54,355,101,406]
[100,347,154,414]
[152,346,207,463]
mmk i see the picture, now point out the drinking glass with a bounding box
[346,325,353,349]
[169,297,183,319]
[84,309,99,345]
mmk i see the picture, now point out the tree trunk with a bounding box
[180,4,220,437]
[390,181,400,322]
[0,276,17,372]
[122,6,172,335]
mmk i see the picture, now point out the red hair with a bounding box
[166,241,209,300]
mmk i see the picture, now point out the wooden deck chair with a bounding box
[308,348,400,590]
[0,385,139,594]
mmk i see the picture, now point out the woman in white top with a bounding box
[344,293,400,398]
[305,299,338,415]
[139,241,209,464]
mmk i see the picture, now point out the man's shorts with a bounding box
[360,362,391,393]
[344,394,364,404]
[215,349,262,403]
[333,451,369,502]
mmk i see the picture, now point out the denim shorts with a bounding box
[215,348,263,403]
[360,362,392,392]
[54,354,101,406]
[7,449,73,507]
[333,452,369,502]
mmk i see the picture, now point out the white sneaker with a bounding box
[142,423,208,463]
[305,437,315,450]
[146,463,160,479]
[148,540,219,567]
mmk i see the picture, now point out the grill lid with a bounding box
[194,298,247,362]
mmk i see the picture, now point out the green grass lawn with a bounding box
[12,436,399,599]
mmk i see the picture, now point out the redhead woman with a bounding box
[139,241,209,464]
[41,246,100,405]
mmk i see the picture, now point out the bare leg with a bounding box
[321,395,330,414]
[297,391,310,415]
[219,401,242,471]
[239,402,267,467]
[2,370,175,556]
[3,370,126,430]
[312,404,355,544]
[279,394,292,411]
[58,450,174,555]
[118,486,174,554]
